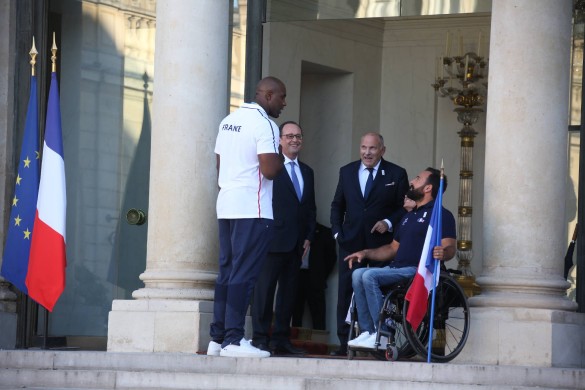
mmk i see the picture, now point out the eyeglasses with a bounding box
[282,134,303,140]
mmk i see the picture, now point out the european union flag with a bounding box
[0,74,40,294]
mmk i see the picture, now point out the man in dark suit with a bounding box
[329,132,408,355]
[291,222,337,330]
[252,121,317,356]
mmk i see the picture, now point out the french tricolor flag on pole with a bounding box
[405,169,444,332]
[25,67,67,312]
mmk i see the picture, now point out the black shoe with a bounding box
[329,347,347,356]
[271,343,306,355]
[251,341,272,354]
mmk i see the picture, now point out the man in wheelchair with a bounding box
[344,167,456,350]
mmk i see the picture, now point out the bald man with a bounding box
[329,132,408,355]
[209,76,287,358]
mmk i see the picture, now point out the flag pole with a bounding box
[426,160,444,362]
[31,37,41,349]
[32,36,49,349]
[51,32,57,73]
[30,37,37,76]
[42,34,60,350]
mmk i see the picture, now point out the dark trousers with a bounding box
[335,246,367,348]
[292,269,326,330]
[252,250,301,347]
[210,218,274,347]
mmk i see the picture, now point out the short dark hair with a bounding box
[279,121,301,135]
[425,167,448,199]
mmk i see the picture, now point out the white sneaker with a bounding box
[348,331,371,347]
[219,338,270,358]
[207,340,221,356]
[355,333,377,349]
[355,333,389,350]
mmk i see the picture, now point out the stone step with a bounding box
[0,370,553,390]
[0,368,305,389]
[1,350,584,389]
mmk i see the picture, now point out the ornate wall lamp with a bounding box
[432,31,488,296]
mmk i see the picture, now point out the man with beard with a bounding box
[343,167,457,350]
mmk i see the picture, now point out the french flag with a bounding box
[25,71,67,312]
[405,175,444,330]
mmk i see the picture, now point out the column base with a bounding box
[107,299,253,353]
[0,311,16,349]
[454,274,481,297]
[457,307,585,368]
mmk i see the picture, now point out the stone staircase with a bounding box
[1,350,584,389]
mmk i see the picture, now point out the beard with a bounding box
[406,185,424,201]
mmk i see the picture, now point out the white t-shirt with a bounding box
[215,102,280,219]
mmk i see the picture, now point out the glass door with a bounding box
[39,0,156,349]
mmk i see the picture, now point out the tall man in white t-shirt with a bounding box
[208,77,287,358]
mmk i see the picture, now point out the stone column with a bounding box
[107,0,228,353]
[463,0,585,367]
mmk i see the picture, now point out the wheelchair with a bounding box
[347,268,470,363]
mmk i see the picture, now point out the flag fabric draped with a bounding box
[25,71,67,312]
[0,75,40,294]
[405,177,444,330]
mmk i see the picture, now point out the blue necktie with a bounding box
[364,168,374,199]
[290,161,302,201]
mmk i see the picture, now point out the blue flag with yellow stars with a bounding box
[1,74,40,294]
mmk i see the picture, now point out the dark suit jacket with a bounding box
[270,160,317,253]
[330,158,408,254]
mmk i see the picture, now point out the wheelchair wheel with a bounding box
[385,345,399,361]
[403,273,470,363]
[377,287,417,360]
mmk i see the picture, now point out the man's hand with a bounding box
[433,246,447,260]
[302,239,310,259]
[344,250,367,269]
[370,220,389,234]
